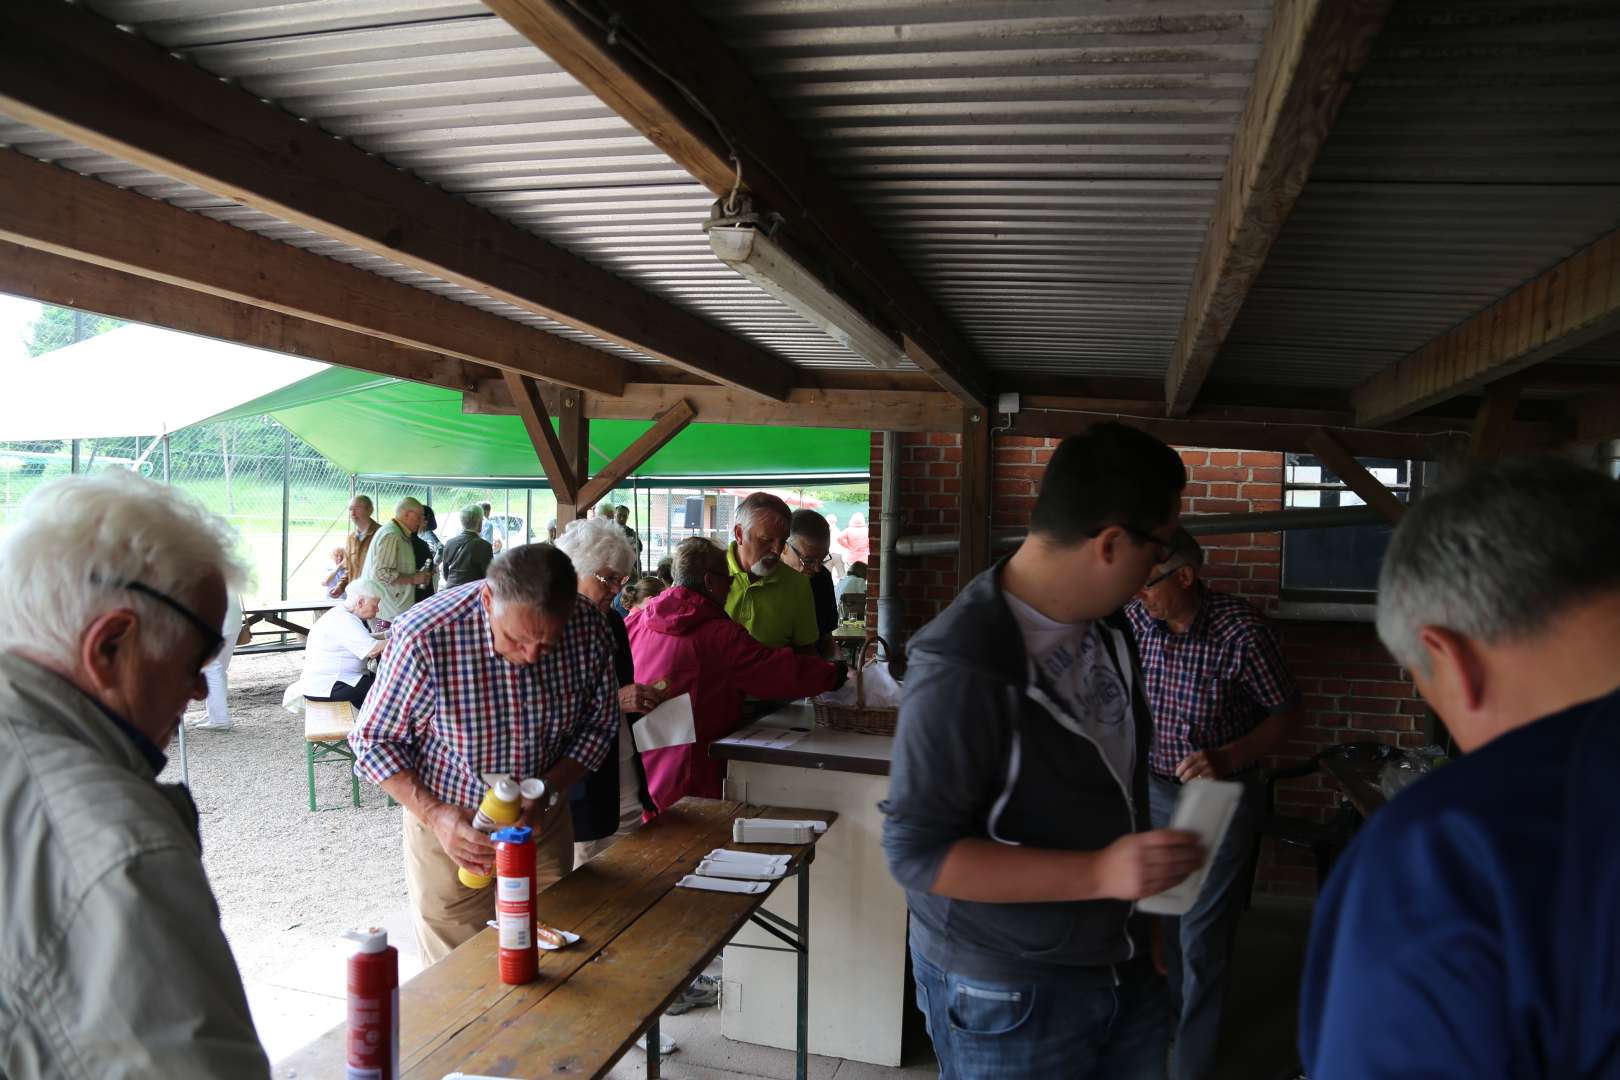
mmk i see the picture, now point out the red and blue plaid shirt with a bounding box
[349,581,619,808]
[1126,585,1298,779]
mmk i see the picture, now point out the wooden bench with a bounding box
[304,699,358,811]
[276,798,835,1079]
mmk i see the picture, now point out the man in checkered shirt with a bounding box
[1126,529,1300,1080]
[350,542,618,964]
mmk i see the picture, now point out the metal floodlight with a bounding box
[707,224,906,370]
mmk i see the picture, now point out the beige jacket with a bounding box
[0,652,268,1079]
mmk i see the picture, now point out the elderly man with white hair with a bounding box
[299,579,387,705]
[0,471,268,1077]
[349,543,619,964]
[726,491,819,654]
[361,495,432,628]
[441,504,494,587]
[554,516,665,866]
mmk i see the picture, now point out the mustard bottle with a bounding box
[458,777,522,889]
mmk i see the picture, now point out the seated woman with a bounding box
[300,579,386,704]
[627,537,845,813]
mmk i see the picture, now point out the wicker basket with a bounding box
[812,635,899,737]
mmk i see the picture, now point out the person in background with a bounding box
[548,519,559,542]
[190,591,243,733]
[553,517,663,867]
[622,576,666,613]
[882,423,1204,1080]
[321,544,347,594]
[825,512,849,580]
[629,537,843,813]
[412,505,441,606]
[836,560,869,614]
[726,491,819,654]
[656,555,674,587]
[1301,458,1620,1079]
[361,496,431,630]
[836,510,871,566]
[479,502,495,544]
[1126,529,1300,1080]
[442,505,494,587]
[349,544,618,964]
[783,508,838,657]
[0,471,269,1077]
[300,579,387,705]
[330,494,381,599]
[614,504,644,569]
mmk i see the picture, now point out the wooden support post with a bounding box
[1305,428,1407,524]
[578,400,699,511]
[1469,380,1523,460]
[504,372,578,516]
[557,389,588,524]
[959,407,992,584]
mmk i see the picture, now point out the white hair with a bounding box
[0,470,251,666]
[459,505,484,531]
[554,516,636,578]
[394,496,424,517]
[343,578,385,612]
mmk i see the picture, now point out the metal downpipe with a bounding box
[875,431,904,661]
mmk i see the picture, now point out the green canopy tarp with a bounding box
[213,368,868,480]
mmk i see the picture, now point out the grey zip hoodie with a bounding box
[880,558,1156,982]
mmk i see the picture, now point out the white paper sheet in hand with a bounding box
[677,874,768,895]
[634,693,697,751]
[1137,778,1243,917]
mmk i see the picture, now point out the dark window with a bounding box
[1281,455,1415,599]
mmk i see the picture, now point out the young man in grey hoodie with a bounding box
[882,423,1205,1079]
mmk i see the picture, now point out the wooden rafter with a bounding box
[1353,229,1620,426]
[483,0,994,407]
[1164,0,1391,415]
[576,400,699,510]
[1305,429,1406,524]
[959,407,992,582]
[0,2,793,400]
[504,372,579,504]
[0,150,629,395]
[1469,380,1523,460]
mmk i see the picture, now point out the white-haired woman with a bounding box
[554,516,665,866]
[299,579,387,705]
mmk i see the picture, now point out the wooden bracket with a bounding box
[576,399,699,511]
[1305,428,1406,524]
[504,371,578,505]
[1469,380,1523,460]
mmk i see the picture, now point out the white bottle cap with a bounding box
[343,927,388,953]
[519,777,547,801]
[492,777,521,803]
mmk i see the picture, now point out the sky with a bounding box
[0,294,42,364]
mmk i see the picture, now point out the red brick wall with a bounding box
[869,433,1424,897]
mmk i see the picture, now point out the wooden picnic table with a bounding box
[275,798,835,1080]
[237,600,337,654]
[1320,753,1388,818]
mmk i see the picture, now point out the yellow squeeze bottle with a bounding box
[458,778,522,889]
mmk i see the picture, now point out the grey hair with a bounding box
[394,496,424,517]
[673,536,728,590]
[736,491,791,533]
[0,470,251,665]
[459,505,484,531]
[554,516,636,578]
[1376,457,1620,674]
[343,578,385,611]
[485,542,577,615]
[350,494,373,510]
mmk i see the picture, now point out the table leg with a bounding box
[797,860,809,1080]
[306,742,317,813]
[646,1015,661,1079]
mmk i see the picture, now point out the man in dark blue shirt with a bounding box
[1300,457,1620,1078]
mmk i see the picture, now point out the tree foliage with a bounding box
[25,306,124,357]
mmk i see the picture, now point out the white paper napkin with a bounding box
[696,858,786,881]
[635,693,697,751]
[676,874,768,895]
[749,817,829,834]
[706,849,791,869]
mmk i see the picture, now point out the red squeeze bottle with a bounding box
[343,927,398,1080]
[494,825,538,985]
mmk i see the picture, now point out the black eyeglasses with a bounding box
[1088,524,1175,564]
[787,541,828,568]
[119,580,226,668]
[1142,564,1185,589]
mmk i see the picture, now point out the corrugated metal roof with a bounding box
[1214,0,1620,388]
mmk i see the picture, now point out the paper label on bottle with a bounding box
[498,911,532,950]
[497,875,530,902]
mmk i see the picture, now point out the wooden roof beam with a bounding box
[483,0,994,407]
[0,2,792,400]
[0,150,631,395]
[1353,229,1620,426]
[1164,0,1390,415]
[504,373,580,505]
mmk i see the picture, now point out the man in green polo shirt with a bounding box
[726,492,819,654]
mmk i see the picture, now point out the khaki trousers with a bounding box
[402,811,574,966]
[571,802,645,869]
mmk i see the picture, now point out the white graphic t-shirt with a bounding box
[1003,592,1134,795]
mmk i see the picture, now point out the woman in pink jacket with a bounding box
[626,536,844,812]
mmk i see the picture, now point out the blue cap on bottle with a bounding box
[492,825,533,845]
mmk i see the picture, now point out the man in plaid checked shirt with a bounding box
[350,542,618,963]
[1126,529,1300,1080]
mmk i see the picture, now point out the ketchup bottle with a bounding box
[494,825,538,985]
[343,927,398,1080]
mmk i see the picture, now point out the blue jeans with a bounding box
[1148,774,1264,1080]
[911,949,1171,1080]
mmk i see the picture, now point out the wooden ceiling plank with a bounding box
[482,0,993,407]
[0,3,792,400]
[1353,230,1620,426]
[503,372,579,503]
[0,150,630,396]
[1164,0,1392,415]
[575,399,698,510]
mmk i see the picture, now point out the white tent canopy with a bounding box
[0,323,326,440]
